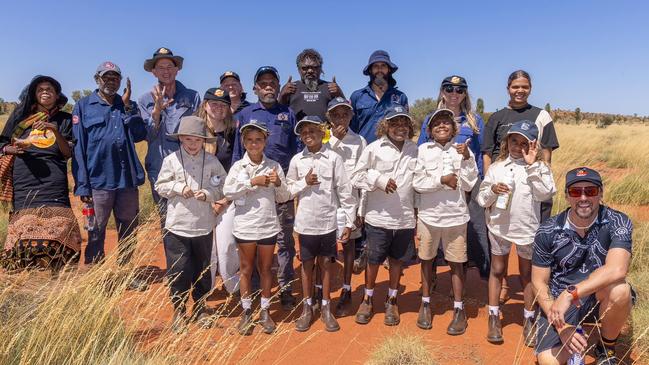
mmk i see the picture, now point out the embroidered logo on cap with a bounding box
[224,71,234,76]
[215,89,224,97]
[451,76,461,84]
[521,122,530,130]
[576,169,588,177]
[394,106,404,113]
[335,97,345,102]
[158,47,170,54]
[104,62,115,69]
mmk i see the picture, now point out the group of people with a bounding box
[0,47,635,365]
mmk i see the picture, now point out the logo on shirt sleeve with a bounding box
[277,113,289,121]
[210,175,221,187]
[72,115,79,124]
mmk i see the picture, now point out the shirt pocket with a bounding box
[374,159,395,173]
[318,166,334,190]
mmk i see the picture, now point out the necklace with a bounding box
[567,213,596,230]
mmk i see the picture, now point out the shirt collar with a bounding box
[251,101,281,112]
[379,136,410,151]
[557,206,608,233]
[300,145,328,159]
[242,152,268,167]
[89,90,124,107]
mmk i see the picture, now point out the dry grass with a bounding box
[365,333,436,365]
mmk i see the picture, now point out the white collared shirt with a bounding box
[351,136,418,230]
[327,129,367,216]
[477,156,556,244]
[223,153,291,241]
[155,148,227,237]
[287,145,358,235]
[414,141,478,227]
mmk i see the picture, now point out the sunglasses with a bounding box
[443,86,466,94]
[567,186,600,198]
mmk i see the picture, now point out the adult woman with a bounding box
[196,87,239,294]
[481,69,560,304]
[0,75,81,271]
[418,75,490,281]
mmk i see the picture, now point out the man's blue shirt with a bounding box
[350,84,408,144]
[72,91,147,196]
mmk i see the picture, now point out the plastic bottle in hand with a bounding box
[82,202,97,231]
[567,326,586,365]
[495,167,515,210]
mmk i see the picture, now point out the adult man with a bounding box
[279,48,344,121]
[532,167,634,365]
[72,62,148,290]
[350,50,408,144]
[231,66,301,309]
[138,47,200,226]
[219,71,251,115]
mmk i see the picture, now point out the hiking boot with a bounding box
[384,296,400,326]
[280,290,296,311]
[487,314,504,343]
[127,277,149,292]
[171,310,187,334]
[258,308,276,334]
[595,343,620,365]
[416,302,432,330]
[335,288,352,317]
[447,308,467,335]
[320,303,340,332]
[237,308,254,336]
[312,286,323,312]
[355,295,373,324]
[353,249,368,275]
[295,303,314,332]
[523,318,537,347]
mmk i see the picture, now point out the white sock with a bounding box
[321,299,329,306]
[306,297,313,306]
[343,284,352,291]
[315,285,323,290]
[365,288,374,297]
[454,301,464,310]
[388,288,398,298]
[260,297,271,309]
[488,305,500,316]
[524,309,535,319]
[241,298,252,310]
[422,296,430,303]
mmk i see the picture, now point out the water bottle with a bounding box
[567,326,585,365]
[495,168,515,210]
[82,202,97,231]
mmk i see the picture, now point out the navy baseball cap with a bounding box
[441,75,468,88]
[240,120,269,135]
[385,105,411,121]
[507,120,538,141]
[327,97,352,112]
[565,167,603,189]
[294,115,324,135]
[219,71,240,83]
[254,66,280,83]
[363,50,398,75]
[203,87,231,104]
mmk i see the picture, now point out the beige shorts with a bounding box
[417,219,467,263]
[488,231,533,260]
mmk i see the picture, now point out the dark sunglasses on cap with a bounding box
[443,85,466,94]
[567,186,600,198]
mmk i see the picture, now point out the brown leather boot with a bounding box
[487,313,504,343]
[384,296,400,326]
[416,301,432,330]
[237,308,254,336]
[320,302,340,332]
[258,308,276,334]
[355,295,373,324]
[447,308,467,335]
[335,288,352,317]
[295,302,314,332]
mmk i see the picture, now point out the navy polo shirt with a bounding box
[231,101,301,172]
[533,206,633,298]
[349,84,408,144]
[72,91,147,196]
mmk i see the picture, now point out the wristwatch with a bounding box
[566,285,580,308]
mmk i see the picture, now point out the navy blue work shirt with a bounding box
[72,91,147,197]
[138,81,201,183]
[349,84,408,144]
[231,101,301,173]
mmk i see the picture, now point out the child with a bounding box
[477,120,556,345]
[413,109,478,333]
[326,97,367,317]
[155,116,227,334]
[287,115,357,332]
[350,105,418,326]
[223,121,290,336]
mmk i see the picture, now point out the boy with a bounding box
[155,115,227,333]
[287,115,357,332]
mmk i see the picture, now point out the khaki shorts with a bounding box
[417,219,467,263]
[488,231,533,260]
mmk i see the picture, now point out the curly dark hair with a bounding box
[376,116,415,139]
[295,48,323,68]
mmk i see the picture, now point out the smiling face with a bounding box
[35,81,57,109]
[254,73,279,105]
[221,77,244,99]
[327,105,353,130]
[441,86,466,110]
[242,128,267,156]
[566,181,602,220]
[179,135,205,155]
[96,71,121,96]
[508,77,531,107]
[506,133,530,159]
[386,116,410,143]
[204,100,229,122]
[152,58,178,85]
[298,123,324,150]
[429,116,455,144]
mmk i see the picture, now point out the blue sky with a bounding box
[1,0,647,115]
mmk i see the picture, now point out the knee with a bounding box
[536,351,560,365]
[598,281,632,308]
[490,262,506,278]
[239,262,253,276]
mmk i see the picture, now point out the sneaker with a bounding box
[595,343,620,365]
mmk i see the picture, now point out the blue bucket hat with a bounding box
[507,120,538,141]
[363,50,398,76]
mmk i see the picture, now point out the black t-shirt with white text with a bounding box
[286,79,333,121]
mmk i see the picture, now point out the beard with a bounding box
[260,93,277,104]
[371,74,388,88]
[304,77,319,92]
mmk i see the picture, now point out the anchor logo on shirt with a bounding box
[578,262,589,274]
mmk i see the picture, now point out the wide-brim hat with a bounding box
[294,115,324,135]
[28,75,68,107]
[167,116,216,141]
[144,47,184,72]
[363,50,398,76]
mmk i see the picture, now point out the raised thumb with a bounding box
[332,76,337,83]
[287,75,293,83]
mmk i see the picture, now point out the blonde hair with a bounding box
[195,100,234,154]
[436,88,479,134]
[376,117,415,139]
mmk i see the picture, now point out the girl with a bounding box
[477,120,556,345]
[413,108,478,334]
[224,122,290,336]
